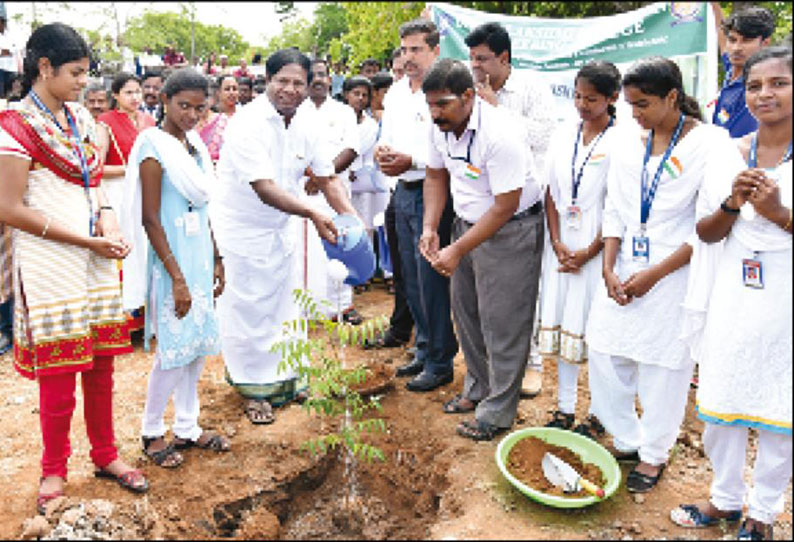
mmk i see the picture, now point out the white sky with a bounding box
[3,2,318,47]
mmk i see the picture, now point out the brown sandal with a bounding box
[443,394,477,414]
[245,399,275,425]
[141,436,184,468]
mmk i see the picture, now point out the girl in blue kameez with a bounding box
[122,68,230,468]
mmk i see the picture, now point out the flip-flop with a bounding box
[442,394,477,414]
[670,504,742,528]
[245,399,275,425]
[36,488,64,515]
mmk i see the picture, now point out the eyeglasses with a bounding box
[470,54,497,64]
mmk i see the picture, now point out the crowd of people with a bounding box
[0,4,790,540]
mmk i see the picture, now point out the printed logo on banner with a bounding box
[437,10,461,37]
[669,2,704,25]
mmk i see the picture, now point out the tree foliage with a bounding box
[330,2,425,68]
[123,10,250,64]
[262,3,349,59]
[273,290,390,464]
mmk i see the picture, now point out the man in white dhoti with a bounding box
[212,49,357,425]
[295,57,363,324]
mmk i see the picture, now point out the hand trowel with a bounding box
[541,452,605,498]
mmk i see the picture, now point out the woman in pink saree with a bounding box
[196,75,238,164]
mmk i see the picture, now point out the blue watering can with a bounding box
[321,214,376,286]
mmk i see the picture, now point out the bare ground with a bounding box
[1,286,791,540]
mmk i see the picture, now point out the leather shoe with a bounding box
[395,357,424,377]
[406,370,453,392]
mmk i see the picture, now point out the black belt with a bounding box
[458,200,542,227]
[398,178,424,190]
[509,200,543,221]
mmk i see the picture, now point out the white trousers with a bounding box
[705,423,792,524]
[588,350,693,465]
[557,359,581,414]
[141,356,206,441]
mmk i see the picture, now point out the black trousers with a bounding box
[385,189,414,342]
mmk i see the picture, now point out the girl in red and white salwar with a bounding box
[0,23,148,515]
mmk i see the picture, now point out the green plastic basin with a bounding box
[495,427,621,509]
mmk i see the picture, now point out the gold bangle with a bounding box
[784,207,793,231]
[41,216,51,238]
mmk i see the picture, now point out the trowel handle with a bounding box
[579,477,605,498]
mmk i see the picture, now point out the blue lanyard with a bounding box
[446,130,476,165]
[640,114,685,229]
[571,116,613,203]
[28,91,94,235]
[748,132,793,168]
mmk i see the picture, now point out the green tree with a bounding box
[261,17,316,57]
[123,10,250,64]
[261,3,349,59]
[330,2,425,68]
[312,3,349,57]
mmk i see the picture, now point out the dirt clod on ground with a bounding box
[349,363,395,396]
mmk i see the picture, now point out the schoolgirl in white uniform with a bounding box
[538,61,621,439]
[585,57,739,494]
[672,46,792,541]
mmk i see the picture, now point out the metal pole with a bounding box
[190,5,196,66]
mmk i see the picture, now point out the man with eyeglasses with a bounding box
[420,58,544,440]
[375,18,458,392]
[465,21,556,399]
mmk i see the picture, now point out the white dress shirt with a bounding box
[378,77,432,182]
[427,98,542,224]
[493,68,556,179]
[299,96,360,176]
[212,94,335,256]
[0,28,18,73]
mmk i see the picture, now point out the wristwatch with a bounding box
[720,197,740,214]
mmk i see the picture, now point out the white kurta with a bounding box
[294,97,360,315]
[585,123,736,369]
[212,95,335,386]
[694,155,792,434]
[350,114,388,230]
[539,121,615,363]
